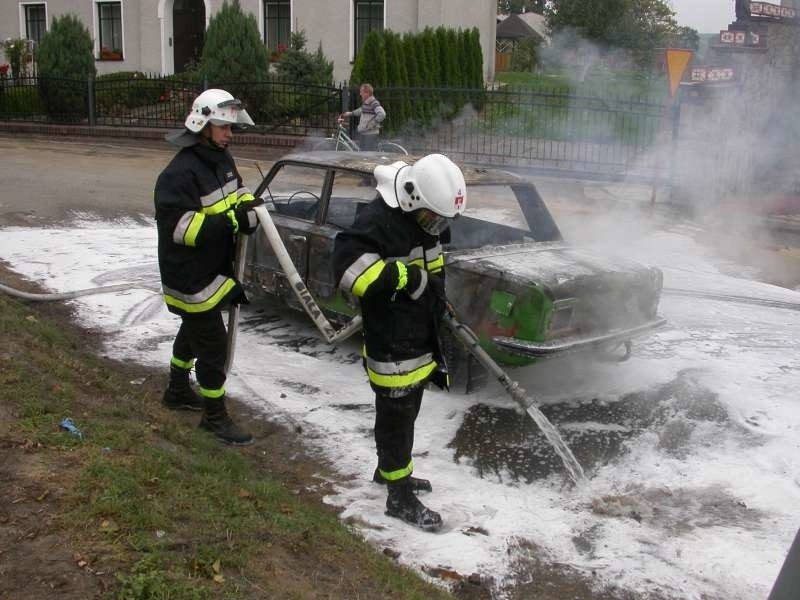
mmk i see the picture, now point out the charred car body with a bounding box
[245,152,665,389]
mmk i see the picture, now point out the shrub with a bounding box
[36,13,95,122]
[273,31,333,87]
[200,0,270,84]
[0,82,44,118]
[94,72,164,114]
[2,38,34,79]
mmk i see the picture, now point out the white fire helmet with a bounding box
[184,88,255,133]
[374,153,467,226]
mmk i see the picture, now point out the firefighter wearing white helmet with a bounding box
[154,88,262,446]
[332,153,467,533]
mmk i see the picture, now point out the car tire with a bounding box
[440,329,486,394]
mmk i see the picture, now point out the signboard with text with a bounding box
[690,66,736,83]
[750,1,798,19]
[719,30,764,47]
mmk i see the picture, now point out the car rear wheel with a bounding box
[440,329,487,394]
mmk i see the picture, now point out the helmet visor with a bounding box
[414,209,451,235]
[217,98,242,109]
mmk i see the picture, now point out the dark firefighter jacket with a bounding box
[332,198,448,395]
[154,143,259,317]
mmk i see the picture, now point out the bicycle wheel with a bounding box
[313,138,339,151]
[377,141,409,155]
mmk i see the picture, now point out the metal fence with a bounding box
[377,85,676,182]
[0,74,676,182]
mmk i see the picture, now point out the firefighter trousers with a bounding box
[374,387,424,480]
[172,311,227,395]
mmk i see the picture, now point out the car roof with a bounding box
[280,151,525,185]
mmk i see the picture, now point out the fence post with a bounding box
[668,98,682,204]
[87,76,96,126]
[341,82,351,115]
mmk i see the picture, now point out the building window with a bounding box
[24,3,47,45]
[97,1,123,60]
[354,0,383,56]
[264,0,290,57]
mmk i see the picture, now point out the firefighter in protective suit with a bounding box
[332,154,467,531]
[154,88,262,445]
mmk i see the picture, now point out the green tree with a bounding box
[497,0,545,13]
[36,13,95,121]
[270,31,334,123]
[382,31,411,131]
[199,0,270,84]
[350,30,386,87]
[274,31,333,86]
[545,0,679,67]
[670,25,700,50]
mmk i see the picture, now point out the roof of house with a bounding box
[496,12,548,43]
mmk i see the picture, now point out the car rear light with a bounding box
[547,298,575,336]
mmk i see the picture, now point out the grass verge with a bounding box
[0,287,458,600]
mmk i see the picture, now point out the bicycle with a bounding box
[313,119,408,155]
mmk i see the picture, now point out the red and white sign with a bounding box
[719,30,761,46]
[690,67,735,83]
[750,1,797,19]
[454,191,464,210]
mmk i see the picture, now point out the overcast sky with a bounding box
[669,0,735,33]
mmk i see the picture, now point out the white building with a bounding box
[1,0,496,82]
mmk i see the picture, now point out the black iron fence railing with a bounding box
[0,75,677,181]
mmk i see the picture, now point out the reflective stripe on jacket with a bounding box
[332,198,446,394]
[154,143,257,317]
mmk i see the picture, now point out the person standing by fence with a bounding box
[341,83,386,151]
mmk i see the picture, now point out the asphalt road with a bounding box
[2,133,797,290]
[0,134,283,227]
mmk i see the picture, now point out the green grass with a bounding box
[486,69,668,146]
[0,291,455,600]
[496,68,669,99]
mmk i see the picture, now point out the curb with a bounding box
[0,121,302,149]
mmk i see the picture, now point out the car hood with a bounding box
[447,242,660,292]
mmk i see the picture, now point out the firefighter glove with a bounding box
[403,264,428,300]
[234,198,265,234]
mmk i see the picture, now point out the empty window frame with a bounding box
[23,3,47,45]
[264,0,290,52]
[97,1,123,59]
[354,0,383,56]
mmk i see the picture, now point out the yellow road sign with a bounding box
[666,48,694,97]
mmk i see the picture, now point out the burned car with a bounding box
[245,152,665,388]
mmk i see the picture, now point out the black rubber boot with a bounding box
[162,366,203,411]
[385,482,442,532]
[372,467,433,493]
[199,397,254,446]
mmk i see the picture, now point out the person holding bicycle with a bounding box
[341,83,386,151]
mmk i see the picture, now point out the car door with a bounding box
[305,168,378,320]
[249,162,330,310]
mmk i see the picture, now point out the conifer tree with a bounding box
[199,0,270,84]
[402,33,430,126]
[36,13,95,121]
[382,31,411,130]
[274,31,333,86]
[350,30,387,88]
